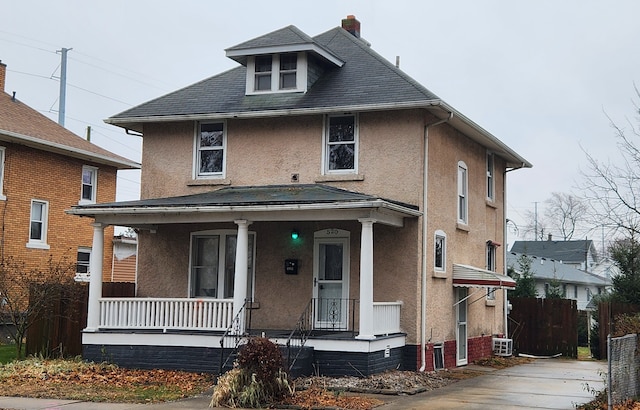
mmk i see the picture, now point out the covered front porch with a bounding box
[69,184,421,374]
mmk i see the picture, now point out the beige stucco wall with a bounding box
[136,107,508,345]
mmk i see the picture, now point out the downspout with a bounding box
[420,111,453,372]
[503,163,526,338]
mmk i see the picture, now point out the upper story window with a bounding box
[80,165,98,204]
[325,114,357,174]
[254,56,272,91]
[434,230,446,272]
[486,152,494,201]
[457,161,468,224]
[247,53,306,94]
[27,199,49,249]
[486,241,497,300]
[196,122,226,178]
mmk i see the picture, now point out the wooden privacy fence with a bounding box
[509,297,578,358]
[597,301,640,359]
[26,282,134,357]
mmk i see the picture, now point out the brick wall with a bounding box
[410,335,495,371]
[0,142,116,279]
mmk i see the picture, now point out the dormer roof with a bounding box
[225,25,344,67]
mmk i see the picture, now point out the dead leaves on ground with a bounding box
[0,358,214,403]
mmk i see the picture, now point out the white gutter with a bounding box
[419,110,453,372]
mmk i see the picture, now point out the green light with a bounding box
[291,230,299,240]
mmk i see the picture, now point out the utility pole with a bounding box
[57,47,72,126]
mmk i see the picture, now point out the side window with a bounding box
[325,114,357,174]
[486,241,496,300]
[196,122,225,178]
[80,165,98,204]
[486,152,494,201]
[75,247,91,282]
[28,199,49,249]
[0,146,5,200]
[457,161,468,224]
[434,230,446,272]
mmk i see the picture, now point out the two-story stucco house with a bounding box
[69,16,531,376]
[0,61,139,284]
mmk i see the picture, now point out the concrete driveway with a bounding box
[380,359,606,409]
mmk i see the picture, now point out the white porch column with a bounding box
[232,220,251,333]
[357,218,376,340]
[86,222,105,331]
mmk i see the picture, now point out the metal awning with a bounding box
[452,264,516,290]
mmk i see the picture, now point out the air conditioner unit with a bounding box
[492,337,513,357]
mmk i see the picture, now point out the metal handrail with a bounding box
[218,300,249,374]
[285,298,314,371]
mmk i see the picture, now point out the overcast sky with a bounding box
[2,1,639,247]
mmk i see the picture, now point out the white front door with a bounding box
[313,230,350,330]
[456,287,468,366]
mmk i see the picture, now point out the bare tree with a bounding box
[580,86,640,238]
[544,192,587,240]
[0,255,76,359]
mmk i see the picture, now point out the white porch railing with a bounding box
[99,298,233,331]
[372,301,402,335]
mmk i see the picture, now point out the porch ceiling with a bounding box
[66,184,421,228]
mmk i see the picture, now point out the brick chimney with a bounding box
[0,61,6,92]
[341,15,361,38]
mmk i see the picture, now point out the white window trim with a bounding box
[194,121,227,180]
[0,147,6,201]
[75,247,92,282]
[246,52,307,95]
[457,161,468,225]
[79,165,98,205]
[188,229,256,299]
[27,199,50,249]
[434,230,446,273]
[486,152,495,202]
[322,113,359,175]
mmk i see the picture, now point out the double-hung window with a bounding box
[196,122,225,178]
[75,247,91,282]
[254,56,272,91]
[457,161,468,224]
[486,152,494,201]
[28,199,49,249]
[486,242,496,300]
[325,114,357,173]
[279,53,297,89]
[434,230,446,272]
[80,166,98,204]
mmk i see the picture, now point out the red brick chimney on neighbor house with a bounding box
[0,61,6,92]
[341,15,361,38]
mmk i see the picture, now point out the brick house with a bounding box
[0,61,140,282]
[70,16,531,376]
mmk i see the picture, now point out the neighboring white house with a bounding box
[507,251,610,310]
[510,239,598,272]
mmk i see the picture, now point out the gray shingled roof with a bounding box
[72,184,419,210]
[107,26,439,124]
[510,240,596,264]
[226,25,316,51]
[507,252,609,286]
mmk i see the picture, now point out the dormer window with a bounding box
[254,56,272,91]
[246,53,306,94]
[279,54,297,89]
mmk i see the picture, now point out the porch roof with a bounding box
[67,184,421,228]
[452,264,517,290]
